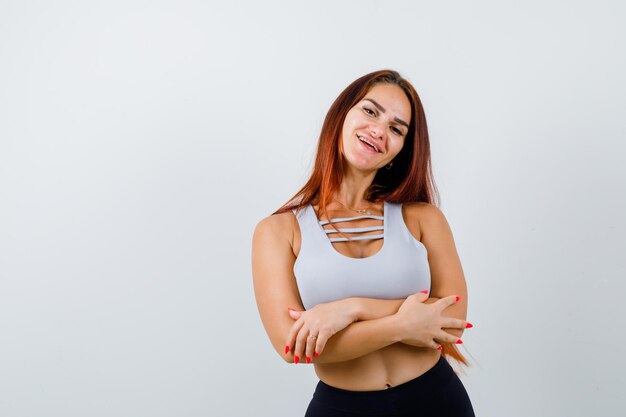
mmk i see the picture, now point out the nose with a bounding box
[368,123,384,139]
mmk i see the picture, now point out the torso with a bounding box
[288,201,441,391]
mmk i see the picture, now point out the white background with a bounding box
[1,1,625,416]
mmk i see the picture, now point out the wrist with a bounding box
[388,313,405,343]
[344,297,363,322]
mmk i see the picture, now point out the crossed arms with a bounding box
[251,203,470,365]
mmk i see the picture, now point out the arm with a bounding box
[315,203,467,331]
[252,213,307,363]
[301,295,441,322]
[252,214,413,364]
[347,295,442,321]
[252,207,469,365]
[304,313,403,363]
[349,297,405,321]
[299,203,470,362]
[415,203,469,339]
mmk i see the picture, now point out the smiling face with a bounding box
[339,83,412,174]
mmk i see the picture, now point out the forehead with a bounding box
[362,83,411,121]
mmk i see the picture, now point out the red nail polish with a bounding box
[314,352,319,358]
[456,339,463,344]
[285,345,290,354]
[306,356,311,363]
[466,322,473,328]
[437,346,443,350]
[455,296,460,302]
[421,290,429,294]
[294,356,300,364]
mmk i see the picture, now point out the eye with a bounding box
[362,106,375,116]
[391,126,404,136]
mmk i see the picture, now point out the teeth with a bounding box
[358,135,380,153]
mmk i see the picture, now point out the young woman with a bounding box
[252,69,476,416]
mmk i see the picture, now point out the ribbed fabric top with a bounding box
[292,201,431,310]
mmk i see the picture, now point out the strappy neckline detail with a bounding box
[308,201,387,260]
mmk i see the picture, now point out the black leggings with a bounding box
[304,355,475,417]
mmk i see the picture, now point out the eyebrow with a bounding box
[363,98,410,129]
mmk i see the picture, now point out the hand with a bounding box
[395,292,468,350]
[284,299,358,363]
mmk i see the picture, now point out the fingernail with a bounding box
[420,290,429,294]
[437,346,443,350]
[466,322,473,328]
[284,345,290,354]
[456,339,463,344]
[455,295,460,302]
[306,356,311,363]
[314,352,319,358]
[294,356,300,364]
[288,307,295,312]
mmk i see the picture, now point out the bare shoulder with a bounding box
[402,201,443,218]
[403,202,466,307]
[253,210,298,253]
[401,202,449,241]
[402,203,459,267]
[254,210,295,235]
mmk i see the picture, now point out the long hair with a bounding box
[273,69,469,367]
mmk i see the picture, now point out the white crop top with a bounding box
[292,201,431,310]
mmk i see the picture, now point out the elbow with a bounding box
[271,339,295,364]
[281,348,295,364]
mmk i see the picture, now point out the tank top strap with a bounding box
[383,202,404,241]
[292,205,328,246]
[385,202,421,245]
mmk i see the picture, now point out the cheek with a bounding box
[344,110,365,129]
[341,119,357,141]
[392,139,406,155]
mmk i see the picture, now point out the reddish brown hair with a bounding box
[274,69,469,367]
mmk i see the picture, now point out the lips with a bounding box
[357,134,381,153]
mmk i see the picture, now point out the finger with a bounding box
[436,330,463,345]
[435,294,461,310]
[284,319,304,355]
[287,308,302,319]
[313,328,333,356]
[305,331,319,363]
[428,338,441,350]
[441,317,470,330]
[413,291,429,302]
[294,326,310,364]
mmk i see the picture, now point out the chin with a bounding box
[345,161,380,173]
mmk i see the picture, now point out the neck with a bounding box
[335,165,378,208]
